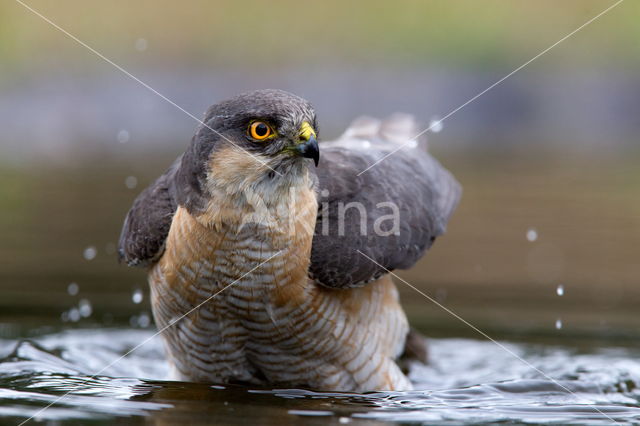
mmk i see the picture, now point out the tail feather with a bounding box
[337,113,428,149]
[401,327,429,364]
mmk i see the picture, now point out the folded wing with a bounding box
[310,114,461,288]
[118,158,181,266]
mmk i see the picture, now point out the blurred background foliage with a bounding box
[1,1,639,69]
[0,0,639,342]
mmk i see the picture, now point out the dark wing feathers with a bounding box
[118,114,461,288]
[309,115,461,288]
[118,157,181,266]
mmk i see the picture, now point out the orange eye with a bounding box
[249,121,273,141]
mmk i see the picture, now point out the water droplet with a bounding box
[83,246,97,261]
[429,116,443,133]
[556,284,564,296]
[132,288,143,304]
[138,312,151,328]
[555,319,563,330]
[135,38,148,51]
[405,139,418,148]
[526,228,538,242]
[361,140,371,149]
[339,417,351,424]
[117,129,130,144]
[67,282,79,296]
[79,299,92,318]
[129,315,138,328]
[125,176,138,189]
[68,308,81,322]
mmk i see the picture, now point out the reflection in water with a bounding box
[1,329,639,424]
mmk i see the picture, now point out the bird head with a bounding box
[175,89,320,214]
[195,88,318,169]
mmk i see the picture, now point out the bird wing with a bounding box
[118,157,182,267]
[309,114,461,288]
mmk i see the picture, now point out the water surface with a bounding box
[2,328,640,425]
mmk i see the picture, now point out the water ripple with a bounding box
[1,329,640,424]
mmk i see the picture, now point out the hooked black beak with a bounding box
[296,134,319,167]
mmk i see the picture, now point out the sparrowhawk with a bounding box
[118,89,461,391]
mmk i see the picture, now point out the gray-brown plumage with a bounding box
[119,89,460,391]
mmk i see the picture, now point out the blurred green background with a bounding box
[1,0,639,343]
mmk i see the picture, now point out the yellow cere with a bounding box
[299,121,316,142]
